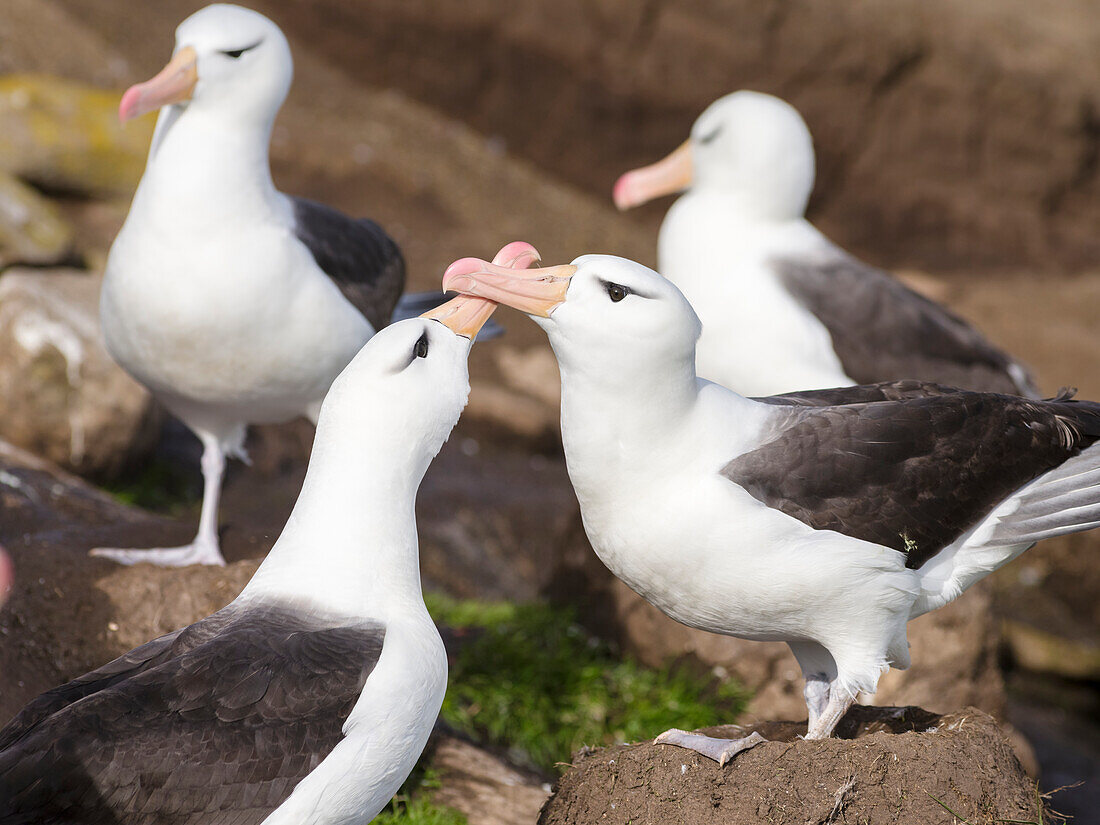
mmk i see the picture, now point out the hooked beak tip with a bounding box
[118,87,141,122]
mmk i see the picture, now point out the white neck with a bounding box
[553,336,702,500]
[679,185,804,224]
[131,104,284,233]
[240,412,430,620]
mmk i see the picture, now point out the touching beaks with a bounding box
[119,46,199,122]
[422,241,542,337]
[491,241,541,271]
[420,294,497,339]
[612,140,693,210]
[442,257,576,318]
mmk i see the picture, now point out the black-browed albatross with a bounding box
[95,4,493,568]
[443,251,1100,764]
[0,271,514,823]
[613,90,1036,398]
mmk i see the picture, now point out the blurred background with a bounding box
[0,0,1098,821]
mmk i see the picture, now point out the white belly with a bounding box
[101,218,374,427]
[574,462,917,647]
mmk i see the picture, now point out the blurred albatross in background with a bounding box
[614,91,1037,398]
[444,251,1100,764]
[95,4,490,567]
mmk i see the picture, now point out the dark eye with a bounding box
[414,332,429,359]
[699,125,722,144]
[606,282,630,303]
[221,41,261,59]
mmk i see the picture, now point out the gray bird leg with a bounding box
[804,686,856,740]
[90,434,227,567]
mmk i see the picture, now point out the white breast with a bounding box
[658,194,852,396]
[101,204,373,425]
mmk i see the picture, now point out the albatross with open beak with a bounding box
[96,4,488,568]
[0,245,533,824]
[444,251,1100,764]
[613,91,1036,398]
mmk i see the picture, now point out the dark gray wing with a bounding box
[755,379,965,408]
[774,249,1039,397]
[292,196,405,331]
[724,388,1100,568]
[0,603,385,825]
[0,612,234,752]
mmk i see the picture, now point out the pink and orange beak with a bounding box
[421,241,541,337]
[119,46,199,122]
[612,140,693,210]
[442,253,576,318]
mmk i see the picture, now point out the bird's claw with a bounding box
[654,728,766,766]
[89,543,226,568]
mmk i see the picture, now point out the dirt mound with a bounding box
[540,706,1048,825]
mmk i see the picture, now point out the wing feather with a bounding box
[725,387,1100,568]
[291,196,405,332]
[0,604,385,824]
[774,248,1039,396]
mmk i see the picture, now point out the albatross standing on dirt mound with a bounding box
[443,252,1100,764]
[0,281,510,823]
[95,4,478,568]
[613,90,1037,398]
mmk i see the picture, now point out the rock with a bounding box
[0,75,151,197]
[539,706,1047,825]
[127,0,1098,274]
[0,170,74,267]
[0,438,257,721]
[427,732,550,825]
[1002,619,1100,681]
[0,0,133,86]
[0,267,160,478]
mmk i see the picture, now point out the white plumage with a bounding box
[443,252,1100,763]
[96,5,408,567]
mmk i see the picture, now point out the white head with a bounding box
[119,4,292,129]
[613,91,816,221]
[314,317,473,478]
[443,253,701,399]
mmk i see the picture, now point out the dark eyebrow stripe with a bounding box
[698,125,722,143]
[222,39,263,56]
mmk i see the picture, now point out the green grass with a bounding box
[426,593,748,772]
[375,770,467,825]
[102,458,199,514]
[374,795,467,825]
